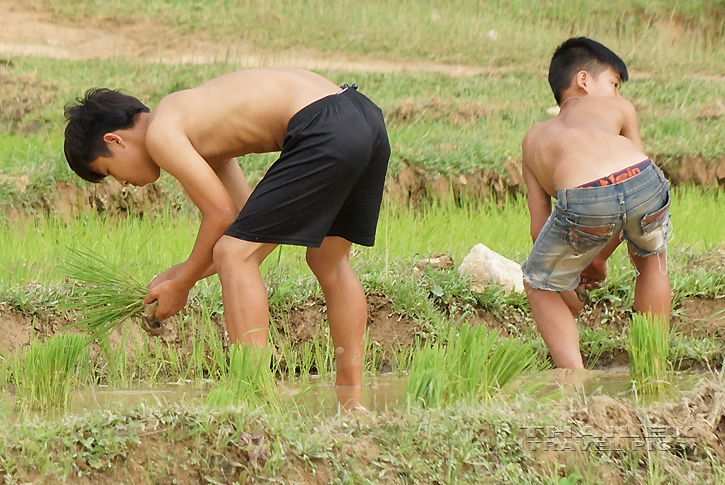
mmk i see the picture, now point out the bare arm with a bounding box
[196,158,253,279]
[521,150,551,242]
[214,158,253,210]
[619,99,646,153]
[144,129,237,317]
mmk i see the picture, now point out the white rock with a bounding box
[458,243,524,293]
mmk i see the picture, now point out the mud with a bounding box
[672,298,725,341]
[1,155,723,219]
[2,296,724,373]
[0,177,184,220]
[387,97,491,126]
[572,381,725,460]
[274,294,420,368]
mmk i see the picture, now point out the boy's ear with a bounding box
[574,71,589,92]
[102,132,124,147]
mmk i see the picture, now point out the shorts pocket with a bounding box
[640,192,671,235]
[559,217,616,255]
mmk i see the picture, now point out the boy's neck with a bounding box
[559,96,583,109]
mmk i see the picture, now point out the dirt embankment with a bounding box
[1,155,724,219]
[1,296,724,371]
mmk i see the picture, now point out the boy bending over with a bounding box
[521,38,671,369]
[64,68,390,409]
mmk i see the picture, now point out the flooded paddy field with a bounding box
[2,0,725,482]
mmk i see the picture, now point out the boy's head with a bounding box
[64,89,150,183]
[548,37,629,105]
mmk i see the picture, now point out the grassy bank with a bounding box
[40,0,725,75]
[2,379,725,484]
[1,55,725,211]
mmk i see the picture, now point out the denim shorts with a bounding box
[521,162,671,292]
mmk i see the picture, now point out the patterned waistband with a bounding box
[578,159,652,188]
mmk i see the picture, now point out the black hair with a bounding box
[548,37,629,105]
[63,88,149,183]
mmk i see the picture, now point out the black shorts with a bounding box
[225,85,390,247]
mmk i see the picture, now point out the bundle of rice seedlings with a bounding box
[206,344,280,410]
[12,333,89,413]
[407,323,545,407]
[61,248,151,342]
[628,313,671,394]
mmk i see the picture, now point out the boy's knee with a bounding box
[306,252,349,282]
[213,236,257,267]
[212,236,236,266]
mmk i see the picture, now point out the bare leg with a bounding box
[213,236,278,345]
[629,247,671,319]
[560,289,584,317]
[306,237,367,410]
[524,281,584,369]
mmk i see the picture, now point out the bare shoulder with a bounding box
[522,119,550,158]
[591,96,637,116]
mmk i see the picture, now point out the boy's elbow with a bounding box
[204,206,238,231]
[219,206,238,227]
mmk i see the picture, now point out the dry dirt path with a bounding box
[4,0,723,82]
[0,0,505,76]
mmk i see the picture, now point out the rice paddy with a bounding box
[1,0,725,482]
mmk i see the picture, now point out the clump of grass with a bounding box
[628,313,671,394]
[406,323,544,407]
[206,345,280,410]
[61,248,148,341]
[12,333,89,413]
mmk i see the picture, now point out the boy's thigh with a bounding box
[522,210,619,291]
[622,186,671,257]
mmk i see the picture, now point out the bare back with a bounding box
[522,97,648,197]
[148,68,341,167]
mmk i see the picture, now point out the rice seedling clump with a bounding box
[628,313,671,394]
[206,345,280,410]
[406,323,544,407]
[11,333,88,412]
[61,249,149,342]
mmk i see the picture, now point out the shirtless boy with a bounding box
[63,68,390,409]
[521,37,671,369]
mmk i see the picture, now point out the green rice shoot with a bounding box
[12,333,89,413]
[628,313,671,394]
[406,323,544,407]
[206,344,280,410]
[61,248,148,342]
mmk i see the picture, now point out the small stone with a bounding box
[414,253,454,271]
[458,243,524,293]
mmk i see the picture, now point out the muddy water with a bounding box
[0,369,710,419]
[534,367,706,406]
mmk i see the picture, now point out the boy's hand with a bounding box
[147,263,185,290]
[144,278,190,320]
[579,258,607,290]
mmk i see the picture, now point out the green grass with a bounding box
[628,313,672,394]
[11,333,89,413]
[39,0,725,75]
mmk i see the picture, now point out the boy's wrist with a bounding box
[175,260,201,290]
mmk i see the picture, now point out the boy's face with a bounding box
[90,133,160,187]
[583,66,622,98]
